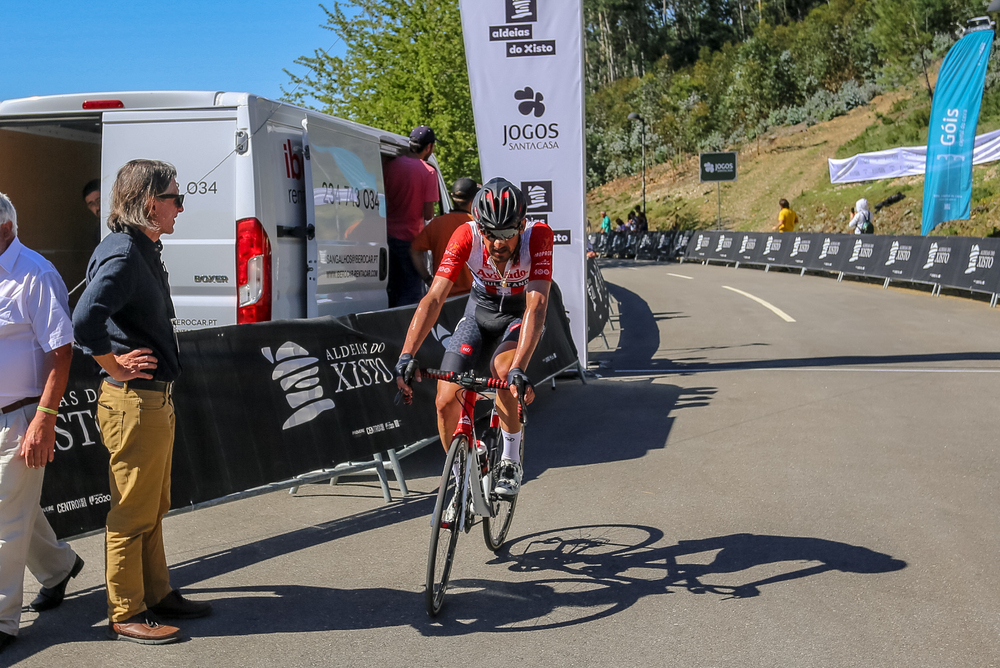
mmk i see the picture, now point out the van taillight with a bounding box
[236,218,272,324]
[82,100,124,109]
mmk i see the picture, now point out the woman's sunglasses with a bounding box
[156,193,185,207]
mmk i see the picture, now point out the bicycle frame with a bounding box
[455,390,500,531]
[422,368,524,532]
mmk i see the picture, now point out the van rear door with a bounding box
[302,116,388,317]
[101,109,241,331]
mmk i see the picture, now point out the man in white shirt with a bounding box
[0,192,84,654]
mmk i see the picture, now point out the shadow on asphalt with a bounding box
[122,524,903,637]
[11,493,438,658]
[407,525,907,633]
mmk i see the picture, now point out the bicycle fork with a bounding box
[456,439,491,532]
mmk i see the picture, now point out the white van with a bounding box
[0,91,449,329]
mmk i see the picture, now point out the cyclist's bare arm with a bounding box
[395,275,454,398]
[507,280,550,401]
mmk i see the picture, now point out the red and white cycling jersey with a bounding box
[436,220,553,311]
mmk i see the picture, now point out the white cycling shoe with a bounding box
[494,460,523,497]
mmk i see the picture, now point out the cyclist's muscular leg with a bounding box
[490,345,534,433]
[435,379,462,452]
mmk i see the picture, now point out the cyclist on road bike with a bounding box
[394,177,553,497]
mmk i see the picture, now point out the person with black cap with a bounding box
[384,125,441,307]
[410,177,477,297]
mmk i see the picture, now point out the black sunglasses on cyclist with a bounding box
[478,225,518,241]
[156,193,185,207]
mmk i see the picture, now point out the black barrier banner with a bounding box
[910,237,964,287]
[759,233,790,265]
[674,230,694,257]
[681,230,1000,295]
[948,237,1000,293]
[635,232,657,260]
[732,232,763,264]
[656,231,676,260]
[712,231,739,261]
[840,234,884,276]
[41,286,579,539]
[687,231,719,260]
[871,236,922,282]
[586,257,612,341]
[593,233,610,256]
[783,234,820,268]
[813,234,851,272]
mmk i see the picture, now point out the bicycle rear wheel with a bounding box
[426,435,467,616]
[482,427,524,551]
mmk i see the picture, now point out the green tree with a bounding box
[283,0,479,185]
[869,0,979,98]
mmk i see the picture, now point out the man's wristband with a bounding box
[36,406,58,416]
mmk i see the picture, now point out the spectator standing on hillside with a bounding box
[774,199,797,232]
[0,193,85,655]
[848,198,873,234]
[634,205,648,233]
[384,126,440,307]
[600,211,611,234]
[410,177,477,297]
[74,159,212,646]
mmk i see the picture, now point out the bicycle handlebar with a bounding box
[422,368,526,424]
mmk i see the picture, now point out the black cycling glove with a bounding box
[506,367,531,393]
[394,354,418,406]
[394,354,417,383]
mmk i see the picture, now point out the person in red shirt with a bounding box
[395,178,553,498]
[383,125,440,306]
[410,177,478,297]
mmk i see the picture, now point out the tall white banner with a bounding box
[460,0,588,366]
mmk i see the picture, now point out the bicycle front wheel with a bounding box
[426,435,467,616]
[483,428,524,551]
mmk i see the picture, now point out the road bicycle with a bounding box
[421,368,527,617]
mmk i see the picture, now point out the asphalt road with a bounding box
[10,261,1000,667]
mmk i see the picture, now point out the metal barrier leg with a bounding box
[992,293,998,308]
[372,453,393,503]
[765,265,770,273]
[883,278,890,289]
[386,448,409,497]
[837,272,844,282]
[800,268,806,276]
[577,361,588,385]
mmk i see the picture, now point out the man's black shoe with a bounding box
[0,631,15,653]
[148,590,212,619]
[30,554,84,612]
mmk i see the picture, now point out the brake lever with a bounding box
[514,377,527,425]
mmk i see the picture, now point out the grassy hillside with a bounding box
[587,74,1000,238]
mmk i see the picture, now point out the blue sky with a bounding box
[3,0,347,104]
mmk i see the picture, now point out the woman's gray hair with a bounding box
[0,192,18,235]
[107,159,177,233]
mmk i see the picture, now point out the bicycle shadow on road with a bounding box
[410,524,906,634]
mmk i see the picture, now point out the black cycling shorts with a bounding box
[440,298,521,376]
